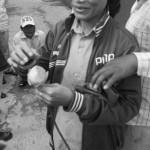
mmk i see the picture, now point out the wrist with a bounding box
[64,91,84,112]
[65,89,75,108]
[130,53,138,74]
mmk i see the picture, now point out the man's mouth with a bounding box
[27,32,33,35]
[74,6,89,13]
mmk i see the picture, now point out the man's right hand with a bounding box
[89,54,138,90]
[7,41,40,68]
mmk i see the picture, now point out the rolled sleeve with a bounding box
[133,52,150,77]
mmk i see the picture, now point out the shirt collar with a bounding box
[71,10,110,37]
[71,18,83,34]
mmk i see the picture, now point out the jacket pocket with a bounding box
[125,125,143,144]
[110,125,126,149]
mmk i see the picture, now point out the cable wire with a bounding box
[49,108,71,150]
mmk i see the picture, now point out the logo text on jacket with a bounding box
[95,54,114,65]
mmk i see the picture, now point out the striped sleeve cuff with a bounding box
[65,91,84,112]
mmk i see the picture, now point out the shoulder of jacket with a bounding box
[107,18,138,45]
[48,20,66,39]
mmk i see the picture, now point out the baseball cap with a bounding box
[20,16,35,28]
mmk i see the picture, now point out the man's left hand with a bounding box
[35,83,74,107]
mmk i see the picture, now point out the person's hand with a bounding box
[89,54,138,90]
[35,83,74,107]
[7,41,40,68]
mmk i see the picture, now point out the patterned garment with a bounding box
[0,0,8,31]
[126,0,150,126]
[133,52,150,77]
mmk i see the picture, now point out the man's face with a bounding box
[71,0,107,23]
[21,25,35,39]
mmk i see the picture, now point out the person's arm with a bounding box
[89,54,138,90]
[89,52,150,90]
[8,28,54,69]
[64,74,141,125]
[134,52,150,77]
[35,73,141,126]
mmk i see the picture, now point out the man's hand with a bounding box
[35,83,74,107]
[89,54,138,90]
[7,41,40,68]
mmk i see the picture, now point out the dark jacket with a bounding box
[0,49,9,72]
[19,14,142,150]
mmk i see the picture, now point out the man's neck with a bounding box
[79,12,104,35]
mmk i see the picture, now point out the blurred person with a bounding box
[0,46,7,99]
[0,50,12,141]
[0,0,17,85]
[0,0,10,85]
[90,0,150,150]
[13,16,45,87]
[8,0,142,150]
[0,0,8,98]
[0,0,9,60]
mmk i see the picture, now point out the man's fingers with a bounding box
[31,48,41,58]
[103,75,118,90]
[35,89,51,104]
[19,41,34,57]
[15,43,40,64]
[7,51,24,67]
[93,70,113,90]
[90,70,104,86]
[36,85,51,94]
[19,42,40,59]
[8,41,40,68]
[89,65,119,90]
[89,67,110,89]
[15,47,29,65]
[7,58,18,68]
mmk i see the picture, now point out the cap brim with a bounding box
[21,22,35,27]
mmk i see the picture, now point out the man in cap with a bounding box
[13,16,46,87]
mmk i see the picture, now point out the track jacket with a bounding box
[18,14,142,150]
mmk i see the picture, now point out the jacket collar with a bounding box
[65,10,110,37]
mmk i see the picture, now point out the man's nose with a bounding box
[27,28,32,31]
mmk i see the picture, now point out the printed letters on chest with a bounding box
[52,44,61,56]
[95,54,114,65]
